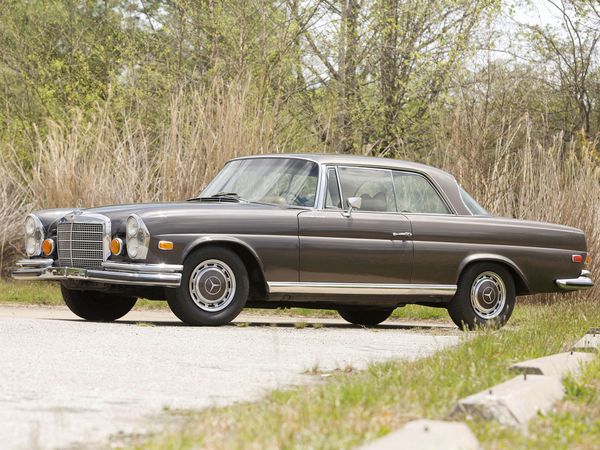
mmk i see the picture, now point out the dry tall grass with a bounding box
[1,80,598,298]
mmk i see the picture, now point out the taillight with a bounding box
[572,255,583,263]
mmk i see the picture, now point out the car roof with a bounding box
[232,153,454,179]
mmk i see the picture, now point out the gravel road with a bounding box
[0,305,460,449]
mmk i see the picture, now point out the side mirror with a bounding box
[342,197,362,218]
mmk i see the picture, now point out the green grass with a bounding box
[0,280,63,305]
[133,296,599,450]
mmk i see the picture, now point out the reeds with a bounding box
[1,78,598,295]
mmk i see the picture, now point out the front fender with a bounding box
[182,235,265,273]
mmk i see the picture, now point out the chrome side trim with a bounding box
[267,282,457,296]
[556,270,593,291]
[12,259,181,287]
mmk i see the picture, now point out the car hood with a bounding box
[34,201,288,233]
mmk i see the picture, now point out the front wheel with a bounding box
[447,263,516,330]
[166,247,249,326]
[338,308,394,326]
[61,286,137,321]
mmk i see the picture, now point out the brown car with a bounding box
[12,154,593,329]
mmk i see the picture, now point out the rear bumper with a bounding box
[11,259,182,287]
[556,270,594,291]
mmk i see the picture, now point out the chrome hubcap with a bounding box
[189,259,236,312]
[470,271,506,320]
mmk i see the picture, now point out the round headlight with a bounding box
[126,217,139,237]
[25,236,37,256]
[127,237,139,258]
[25,216,36,235]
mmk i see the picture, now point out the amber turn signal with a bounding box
[41,238,54,256]
[586,254,592,265]
[110,238,123,256]
[158,240,174,250]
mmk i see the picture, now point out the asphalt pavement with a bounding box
[0,305,460,449]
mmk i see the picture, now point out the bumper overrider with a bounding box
[11,259,182,287]
[556,270,594,291]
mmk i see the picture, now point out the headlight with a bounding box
[126,216,139,237]
[24,214,44,257]
[125,214,149,260]
[25,216,36,235]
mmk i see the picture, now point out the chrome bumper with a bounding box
[11,259,182,287]
[556,270,594,291]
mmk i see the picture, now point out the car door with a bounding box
[391,170,457,286]
[298,166,413,284]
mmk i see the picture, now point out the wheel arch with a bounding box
[457,254,529,295]
[182,236,268,298]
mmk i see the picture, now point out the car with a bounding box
[12,154,593,329]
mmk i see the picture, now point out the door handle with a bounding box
[392,232,413,239]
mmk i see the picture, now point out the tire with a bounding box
[166,247,249,326]
[338,308,394,326]
[61,285,137,321]
[447,262,516,330]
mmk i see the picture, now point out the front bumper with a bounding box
[556,270,594,291]
[11,259,182,287]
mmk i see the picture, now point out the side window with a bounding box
[337,167,397,213]
[392,171,450,214]
[325,169,342,209]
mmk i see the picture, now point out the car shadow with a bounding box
[47,317,456,331]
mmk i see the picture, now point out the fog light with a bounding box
[110,238,123,256]
[41,238,54,256]
[158,240,174,250]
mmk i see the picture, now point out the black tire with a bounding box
[447,262,516,330]
[166,247,249,326]
[61,285,137,321]
[338,308,394,326]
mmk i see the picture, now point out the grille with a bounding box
[57,222,106,269]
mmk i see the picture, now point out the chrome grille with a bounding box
[57,221,105,269]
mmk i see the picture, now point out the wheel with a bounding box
[447,262,516,330]
[338,308,394,326]
[61,285,137,321]
[166,247,249,326]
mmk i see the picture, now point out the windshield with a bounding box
[459,186,488,215]
[200,158,319,207]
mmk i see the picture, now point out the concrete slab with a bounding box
[360,420,480,450]
[509,352,594,378]
[451,375,564,427]
[572,334,599,352]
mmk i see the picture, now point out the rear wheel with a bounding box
[338,308,394,326]
[447,262,516,330]
[166,247,249,326]
[61,286,137,321]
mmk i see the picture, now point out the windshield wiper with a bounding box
[188,192,249,203]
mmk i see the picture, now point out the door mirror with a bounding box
[342,197,362,218]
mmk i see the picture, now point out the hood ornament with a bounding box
[65,207,84,222]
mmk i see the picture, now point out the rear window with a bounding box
[459,187,488,215]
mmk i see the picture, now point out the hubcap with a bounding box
[470,271,506,320]
[189,259,236,312]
